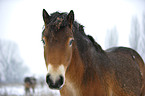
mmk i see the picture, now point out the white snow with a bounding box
[0,83,60,96]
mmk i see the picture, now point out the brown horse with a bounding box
[24,77,37,95]
[42,9,145,96]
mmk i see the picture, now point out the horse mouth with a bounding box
[48,84,63,90]
[47,80,64,90]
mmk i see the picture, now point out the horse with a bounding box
[24,77,37,95]
[42,9,145,96]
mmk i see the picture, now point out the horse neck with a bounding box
[66,41,84,83]
[64,42,84,95]
[65,30,99,88]
[65,34,109,96]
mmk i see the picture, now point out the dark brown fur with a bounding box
[24,77,36,95]
[42,9,145,96]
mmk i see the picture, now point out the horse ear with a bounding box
[67,10,74,28]
[43,9,50,24]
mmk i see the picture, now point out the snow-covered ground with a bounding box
[0,83,60,96]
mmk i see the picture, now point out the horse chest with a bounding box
[60,80,81,96]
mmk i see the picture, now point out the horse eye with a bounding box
[42,38,45,46]
[69,39,74,47]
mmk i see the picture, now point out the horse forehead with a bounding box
[51,34,68,45]
[50,31,69,44]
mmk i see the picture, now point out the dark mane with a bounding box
[72,21,103,53]
[42,11,103,52]
[48,12,68,31]
[87,35,103,52]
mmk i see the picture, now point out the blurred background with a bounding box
[0,0,145,95]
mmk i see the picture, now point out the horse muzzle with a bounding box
[46,64,65,89]
[46,73,64,89]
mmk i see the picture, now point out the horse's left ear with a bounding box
[67,10,74,28]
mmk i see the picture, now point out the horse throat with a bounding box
[63,43,84,96]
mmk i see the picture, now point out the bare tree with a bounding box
[0,39,29,83]
[129,16,140,51]
[105,26,118,49]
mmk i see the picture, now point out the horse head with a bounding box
[42,9,74,89]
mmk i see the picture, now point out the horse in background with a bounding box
[24,77,37,95]
[42,9,145,96]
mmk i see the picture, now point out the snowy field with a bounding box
[0,83,60,96]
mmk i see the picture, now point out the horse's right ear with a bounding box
[43,9,50,24]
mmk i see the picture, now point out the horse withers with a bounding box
[42,9,145,96]
[24,77,37,95]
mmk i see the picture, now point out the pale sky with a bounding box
[0,0,145,76]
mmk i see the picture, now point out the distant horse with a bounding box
[42,9,145,96]
[24,77,37,95]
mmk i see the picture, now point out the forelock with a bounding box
[49,12,68,31]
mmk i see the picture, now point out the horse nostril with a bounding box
[46,74,52,85]
[58,75,64,87]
